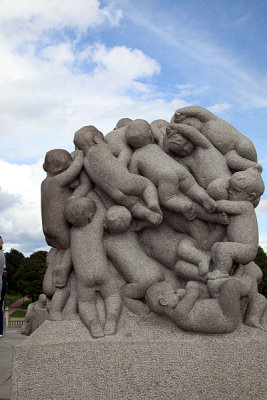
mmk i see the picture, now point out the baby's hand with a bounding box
[73,149,84,158]
[202,196,217,213]
[182,202,196,221]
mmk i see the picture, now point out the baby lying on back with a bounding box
[74,125,162,226]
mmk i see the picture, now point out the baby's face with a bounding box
[167,132,194,157]
[228,177,250,201]
[162,287,179,309]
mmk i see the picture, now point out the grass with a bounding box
[10,310,27,318]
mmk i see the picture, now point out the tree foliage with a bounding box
[13,251,47,302]
[5,249,47,301]
[5,249,25,293]
[254,246,267,297]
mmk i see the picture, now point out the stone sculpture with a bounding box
[21,294,49,336]
[41,106,266,338]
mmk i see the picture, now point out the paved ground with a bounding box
[0,329,26,400]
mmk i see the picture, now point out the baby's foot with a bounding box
[244,318,265,331]
[90,318,104,338]
[217,212,229,225]
[198,258,211,277]
[174,112,187,124]
[182,203,196,221]
[207,277,228,298]
[49,311,63,321]
[255,163,263,173]
[104,314,117,336]
[146,210,163,225]
[202,196,217,213]
[207,269,229,280]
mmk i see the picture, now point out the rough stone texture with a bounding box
[41,108,266,337]
[11,306,267,400]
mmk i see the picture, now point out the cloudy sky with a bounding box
[0,0,267,255]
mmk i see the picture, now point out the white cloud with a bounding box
[0,160,46,253]
[207,103,232,114]
[0,0,122,40]
[256,197,267,214]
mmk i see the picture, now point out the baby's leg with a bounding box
[100,276,122,336]
[185,183,217,213]
[63,273,78,320]
[210,242,257,279]
[225,150,260,171]
[177,237,211,276]
[131,201,163,225]
[175,260,208,283]
[49,286,70,321]
[52,248,72,288]
[43,248,56,298]
[244,293,267,330]
[219,278,243,332]
[78,282,104,338]
[158,174,196,220]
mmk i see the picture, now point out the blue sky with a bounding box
[0,0,267,254]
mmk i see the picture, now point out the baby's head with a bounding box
[65,197,96,227]
[146,281,182,313]
[114,118,132,130]
[38,294,47,308]
[125,119,154,148]
[228,168,265,202]
[163,123,194,157]
[74,125,104,153]
[105,205,132,234]
[43,149,72,176]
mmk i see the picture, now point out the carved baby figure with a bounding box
[41,149,84,250]
[65,193,122,338]
[208,168,265,280]
[41,149,84,301]
[171,106,262,172]
[74,125,162,226]
[146,279,264,334]
[105,118,133,167]
[163,122,232,199]
[128,119,217,220]
[104,205,164,314]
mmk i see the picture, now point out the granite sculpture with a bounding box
[41,106,266,338]
[21,294,49,336]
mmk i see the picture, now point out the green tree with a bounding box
[14,250,47,301]
[5,249,25,293]
[254,246,267,297]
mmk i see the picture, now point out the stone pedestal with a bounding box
[11,308,267,400]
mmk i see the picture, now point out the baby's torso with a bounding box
[134,144,192,185]
[190,147,231,189]
[227,203,258,245]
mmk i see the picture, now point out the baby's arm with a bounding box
[70,169,93,199]
[173,107,217,123]
[168,123,210,149]
[129,156,140,175]
[215,200,248,214]
[175,281,199,317]
[117,148,133,167]
[56,150,84,186]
